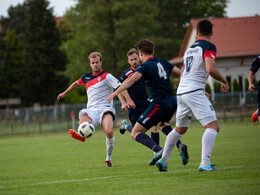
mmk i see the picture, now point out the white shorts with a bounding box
[176,90,217,127]
[79,106,115,127]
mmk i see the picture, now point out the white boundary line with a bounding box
[1,164,260,190]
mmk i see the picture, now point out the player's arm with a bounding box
[171,66,181,76]
[117,93,128,111]
[57,81,79,100]
[205,58,229,94]
[107,72,142,103]
[248,70,256,93]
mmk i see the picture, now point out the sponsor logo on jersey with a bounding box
[210,53,215,59]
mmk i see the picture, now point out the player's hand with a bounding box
[248,84,255,93]
[220,82,229,94]
[57,92,66,100]
[121,103,127,111]
[126,99,136,109]
[107,92,116,103]
[205,92,211,99]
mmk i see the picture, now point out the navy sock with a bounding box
[151,132,160,145]
[161,125,172,135]
[176,139,182,149]
[126,124,132,133]
[136,132,162,152]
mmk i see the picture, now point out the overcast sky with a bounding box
[0,0,260,18]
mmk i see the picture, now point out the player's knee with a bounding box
[106,131,113,138]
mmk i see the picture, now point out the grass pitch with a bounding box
[0,122,260,194]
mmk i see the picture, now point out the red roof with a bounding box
[170,16,260,64]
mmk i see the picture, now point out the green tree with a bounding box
[21,0,67,106]
[205,83,212,94]
[232,78,241,92]
[0,29,25,100]
[214,81,221,93]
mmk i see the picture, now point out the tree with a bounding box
[0,29,25,100]
[232,78,241,92]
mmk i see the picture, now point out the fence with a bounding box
[0,92,258,136]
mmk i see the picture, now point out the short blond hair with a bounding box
[88,52,102,61]
[127,48,138,57]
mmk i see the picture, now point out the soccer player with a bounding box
[119,48,188,164]
[57,51,135,167]
[151,19,229,172]
[248,54,260,122]
[107,39,189,165]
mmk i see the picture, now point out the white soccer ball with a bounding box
[78,122,95,138]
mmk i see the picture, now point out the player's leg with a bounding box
[69,109,95,142]
[131,122,162,153]
[101,112,115,167]
[189,90,218,171]
[150,126,159,145]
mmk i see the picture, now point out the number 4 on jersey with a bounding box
[157,62,167,79]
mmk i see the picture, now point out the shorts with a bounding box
[176,90,217,127]
[79,106,115,127]
[128,102,149,126]
[137,96,177,130]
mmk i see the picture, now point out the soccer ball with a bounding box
[78,122,95,138]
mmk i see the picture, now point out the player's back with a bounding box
[177,39,216,94]
[136,57,174,102]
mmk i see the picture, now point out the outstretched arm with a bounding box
[57,81,79,100]
[205,58,229,94]
[107,72,142,103]
[248,71,256,93]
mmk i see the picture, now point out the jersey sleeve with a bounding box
[250,55,260,73]
[77,75,86,85]
[120,73,127,83]
[203,43,217,61]
[136,64,145,77]
[106,73,121,89]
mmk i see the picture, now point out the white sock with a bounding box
[201,128,218,166]
[162,129,182,164]
[106,136,115,161]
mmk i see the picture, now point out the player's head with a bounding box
[127,48,140,70]
[88,52,102,74]
[135,39,154,63]
[196,19,213,37]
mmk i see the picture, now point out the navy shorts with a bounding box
[128,102,149,126]
[137,96,177,130]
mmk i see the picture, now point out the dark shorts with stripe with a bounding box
[137,96,177,130]
[128,102,149,126]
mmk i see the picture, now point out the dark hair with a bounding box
[197,19,213,36]
[127,48,138,57]
[135,39,154,55]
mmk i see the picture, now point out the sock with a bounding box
[126,124,132,133]
[151,132,160,145]
[201,128,218,166]
[161,125,172,135]
[175,139,182,149]
[136,132,162,153]
[106,136,115,161]
[162,129,182,164]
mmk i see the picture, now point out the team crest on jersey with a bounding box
[97,76,101,81]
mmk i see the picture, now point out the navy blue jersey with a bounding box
[136,57,175,101]
[250,54,260,82]
[120,67,148,105]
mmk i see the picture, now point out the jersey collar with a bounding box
[145,56,155,62]
[92,70,103,76]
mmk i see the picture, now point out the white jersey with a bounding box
[77,70,121,109]
[177,39,216,95]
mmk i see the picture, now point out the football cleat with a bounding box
[178,143,189,166]
[105,160,113,167]
[156,159,167,172]
[251,109,259,122]
[149,149,163,166]
[198,164,218,172]
[69,129,85,142]
[119,120,128,134]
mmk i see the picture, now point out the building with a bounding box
[169,16,260,95]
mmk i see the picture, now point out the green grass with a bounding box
[0,122,260,194]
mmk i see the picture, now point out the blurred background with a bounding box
[0,0,259,135]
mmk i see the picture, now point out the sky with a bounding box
[0,0,260,18]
